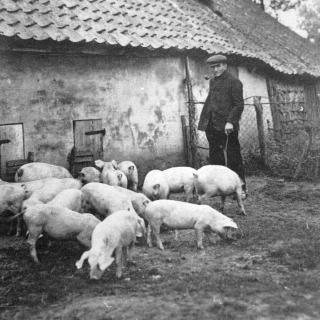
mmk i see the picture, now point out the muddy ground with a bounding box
[1,175,320,320]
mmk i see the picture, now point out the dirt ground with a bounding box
[1,175,320,320]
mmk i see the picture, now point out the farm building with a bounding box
[0,0,320,182]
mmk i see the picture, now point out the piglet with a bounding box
[78,167,101,184]
[142,170,169,201]
[15,204,100,263]
[81,182,134,220]
[145,199,238,250]
[117,161,139,192]
[193,165,246,215]
[162,166,197,203]
[47,189,83,212]
[15,163,72,182]
[76,210,146,279]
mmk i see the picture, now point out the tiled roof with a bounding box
[0,0,319,77]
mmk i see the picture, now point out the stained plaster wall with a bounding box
[0,51,187,181]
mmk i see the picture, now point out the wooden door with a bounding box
[0,124,24,179]
[73,119,104,160]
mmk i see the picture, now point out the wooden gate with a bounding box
[266,78,307,133]
[73,119,104,160]
[0,124,24,179]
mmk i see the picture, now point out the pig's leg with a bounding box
[15,216,23,237]
[126,241,137,267]
[127,242,134,262]
[152,224,164,250]
[220,195,226,212]
[115,246,123,278]
[235,189,246,215]
[185,185,195,203]
[147,224,153,247]
[194,226,204,250]
[27,227,43,263]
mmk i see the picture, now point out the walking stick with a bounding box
[223,134,229,167]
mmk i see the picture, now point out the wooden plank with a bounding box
[181,115,189,166]
[0,124,24,179]
[74,119,103,160]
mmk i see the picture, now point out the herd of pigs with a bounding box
[0,160,246,280]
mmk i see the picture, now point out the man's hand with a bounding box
[225,122,234,135]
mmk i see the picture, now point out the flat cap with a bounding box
[206,54,227,65]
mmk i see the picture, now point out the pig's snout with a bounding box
[90,265,104,280]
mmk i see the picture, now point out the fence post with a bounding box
[184,55,198,168]
[253,96,266,166]
[181,115,191,166]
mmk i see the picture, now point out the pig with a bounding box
[193,165,246,216]
[0,184,27,236]
[117,161,139,192]
[113,186,151,218]
[100,169,128,188]
[142,170,169,201]
[0,178,73,236]
[11,204,100,263]
[47,189,83,212]
[15,163,72,182]
[22,178,82,211]
[145,199,238,250]
[78,167,101,184]
[76,210,146,279]
[162,166,197,203]
[81,182,134,220]
[0,179,8,185]
[94,159,117,171]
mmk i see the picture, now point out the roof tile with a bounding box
[0,0,319,76]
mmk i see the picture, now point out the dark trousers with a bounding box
[205,128,246,185]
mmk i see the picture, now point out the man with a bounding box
[198,54,247,197]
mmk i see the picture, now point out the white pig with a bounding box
[47,189,82,212]
[193,165,246,216]
[22,178,82,211]
[142,170,169,201]
[145,199,238,250]
[100,169,128,188]
[13,204,100,263]
[117,161,139,192]
[162,166,197,203]
[76,210,146,279]
[0,184,27,236]
[81,183,134,220]
[15,163,72,182]
[78,167,101,184]
[94,159,117,171]
[114,186,151,218]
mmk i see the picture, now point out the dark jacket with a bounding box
[198,70,244,132]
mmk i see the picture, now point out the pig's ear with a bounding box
[193,172,198,179]
[143,199,150,206]
[98,254,115,271]
[117,173,123,181]
[224,220,238,229]
[111,160,118,169]
[128,166,134,174]
[95,160,105,169]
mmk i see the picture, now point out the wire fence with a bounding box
[186,97,320,180]
[191,98,273,167]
